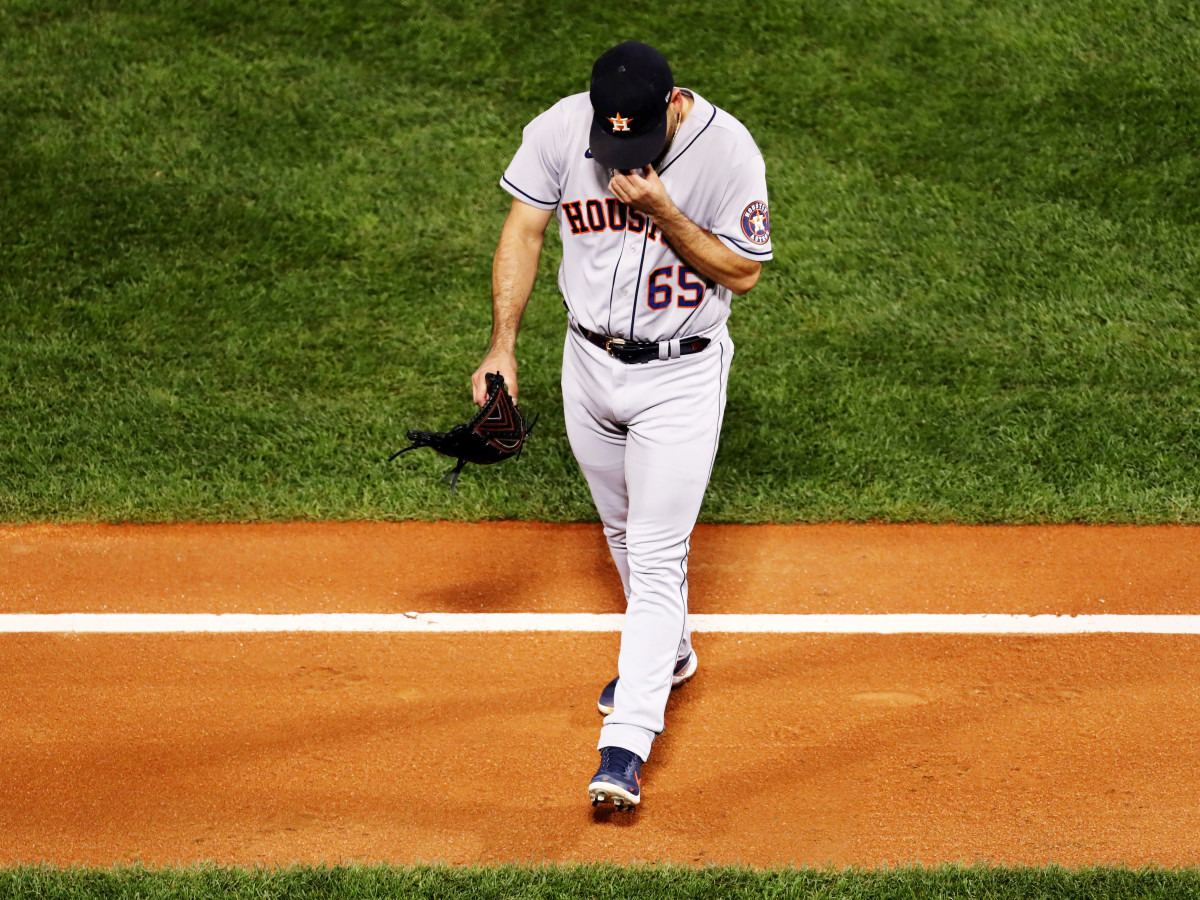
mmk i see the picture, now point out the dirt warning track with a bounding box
[1,523,1198,867]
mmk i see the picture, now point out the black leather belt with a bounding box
[576,324,710,364]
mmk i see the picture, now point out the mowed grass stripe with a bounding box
[1,1,1198,523]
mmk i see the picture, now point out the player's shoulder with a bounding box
[686,90,763,159]
[516,91,590,160]
[515,92,588,156]
[524,91,591,130]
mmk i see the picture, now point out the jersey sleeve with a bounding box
[711,153,773,261]
[500,104,565,211]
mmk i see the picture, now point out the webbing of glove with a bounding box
[469,371,532,454]
[388,372,537,492]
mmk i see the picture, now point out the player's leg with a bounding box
[561,331,631,600]
[598,337,733,763]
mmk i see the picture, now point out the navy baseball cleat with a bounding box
[588,746,643,809]
[597,650,698,715]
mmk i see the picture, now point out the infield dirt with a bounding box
[2,523,1198,867]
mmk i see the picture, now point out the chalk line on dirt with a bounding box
[1,613,1198,633]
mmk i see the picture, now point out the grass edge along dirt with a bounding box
[3,863,1200,900]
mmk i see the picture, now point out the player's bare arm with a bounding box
[472,198,553,406]
[608,167,761,295]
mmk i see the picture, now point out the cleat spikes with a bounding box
[588,747,643,810]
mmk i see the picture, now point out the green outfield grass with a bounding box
[4,864,1200,900]
[2,0,1198,523]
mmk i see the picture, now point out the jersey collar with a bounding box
[656,89,715,175]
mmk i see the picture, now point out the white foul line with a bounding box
[0,613,1199,634]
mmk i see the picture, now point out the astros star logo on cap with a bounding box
[607,112,633,133]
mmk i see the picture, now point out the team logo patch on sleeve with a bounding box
[740,201,771,244]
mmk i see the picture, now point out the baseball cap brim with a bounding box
[588,111,669,171]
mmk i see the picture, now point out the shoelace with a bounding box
[600,746,639,775]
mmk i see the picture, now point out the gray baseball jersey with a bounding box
[500,89,772,342]
[498,88,771,767]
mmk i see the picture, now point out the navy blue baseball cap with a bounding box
[588,41,674,170]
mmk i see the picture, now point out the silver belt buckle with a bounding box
[604,337,627,357]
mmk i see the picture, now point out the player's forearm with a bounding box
[653,207,760,295]
[488,223,544,352]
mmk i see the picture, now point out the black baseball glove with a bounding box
[390,372,538,491]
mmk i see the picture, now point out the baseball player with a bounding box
[471,40,772,809]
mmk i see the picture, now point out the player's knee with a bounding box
[627,548,689,586]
